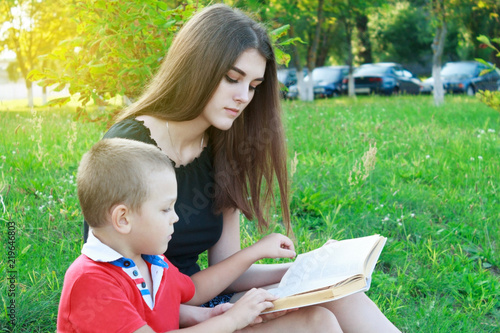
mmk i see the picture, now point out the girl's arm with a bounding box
[187,209,293,305]
[207,208,292,293]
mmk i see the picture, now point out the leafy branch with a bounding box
[475,35,500,113]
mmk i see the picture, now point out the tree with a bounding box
[426,0,494,106]
[355,13,373,64]
[334,0,381,97]
[466,0,500,66]
[31,0,293,118]
[430,0,447,106]
[249,0,318,101]
[0,0,76,107]
[30,0,197,120]
[302,0,325,101]
[476,35,500,113]
[369,2,433,65]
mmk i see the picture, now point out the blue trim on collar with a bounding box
[109,255,169,269]
[110,257,136,268]
[143,255,169,269]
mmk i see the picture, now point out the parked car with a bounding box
[421,61,500,95]
[287,66,349,99]
[342,62,422,95]
[278,68,308,99]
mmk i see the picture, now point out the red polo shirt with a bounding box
[57,232,195,332]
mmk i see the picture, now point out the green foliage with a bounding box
[270,24,304,67]
[476,35,500,113]
[29,1,295,119]
[369,2,429,63]
[0,0,76,107]
[477,89,500,113]
[29,1,197,120]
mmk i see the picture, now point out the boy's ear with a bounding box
[110,204,132,235]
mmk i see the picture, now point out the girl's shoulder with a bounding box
[103,118,158,146]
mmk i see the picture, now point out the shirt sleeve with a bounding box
[61,273,147,333]
[164,258,196,303]
[103,118,158,146]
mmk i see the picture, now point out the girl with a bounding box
[86,4,400,332]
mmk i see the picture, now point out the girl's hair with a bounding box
[116,4,290,232]
[77,138,174,228]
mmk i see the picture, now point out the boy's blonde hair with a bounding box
[77,138,174,228]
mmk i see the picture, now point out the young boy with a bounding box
[58,138,341,332]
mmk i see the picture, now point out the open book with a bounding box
[261,234,387,313]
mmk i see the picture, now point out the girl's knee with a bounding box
[301,306,342,332]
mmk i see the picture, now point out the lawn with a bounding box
[0,95,499,332]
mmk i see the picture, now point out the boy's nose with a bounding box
[172,211,179,224]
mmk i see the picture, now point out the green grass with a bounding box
[1,95,499,332]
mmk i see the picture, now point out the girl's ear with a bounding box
[110,204,132,235]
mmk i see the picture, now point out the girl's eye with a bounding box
[225,75,238,83]
[225,74,258,91]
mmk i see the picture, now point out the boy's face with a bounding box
[128,168,178,255]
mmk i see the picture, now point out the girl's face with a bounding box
[200,48,266,131]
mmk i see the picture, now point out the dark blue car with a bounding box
[421,61,500,95]
[342,62,422,95]
[278,68,308,99]
[287,66,348,99]
[311,66,349,98]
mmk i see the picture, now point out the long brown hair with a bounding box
[116,4,290,233]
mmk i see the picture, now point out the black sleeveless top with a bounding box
[84,118,223,276]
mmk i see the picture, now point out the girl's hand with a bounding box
[209,303,233,318]
[259,308,298,322]
[251,233,296,260]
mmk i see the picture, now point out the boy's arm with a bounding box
[187,233,296,305]
[178,304,230,327]
[133,305,232,333]
[133,289,276,333]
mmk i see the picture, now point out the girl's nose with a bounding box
[234,85,250,104]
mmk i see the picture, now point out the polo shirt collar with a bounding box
[82,229,169,310]
[82,230,169,269]
[82,230,123,262]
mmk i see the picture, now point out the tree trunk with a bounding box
[355,14,372,64]
[344,18,355,98]
[304,0,325,101]
[432,22,447,106]
[42,86,47,104]
[290,25,306,101]
[27,81,34,108]
[316,25,334,67]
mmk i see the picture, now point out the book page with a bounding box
[268,235,385,298]
[262,277,369,314]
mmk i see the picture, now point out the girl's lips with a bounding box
[225,107,240,116]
